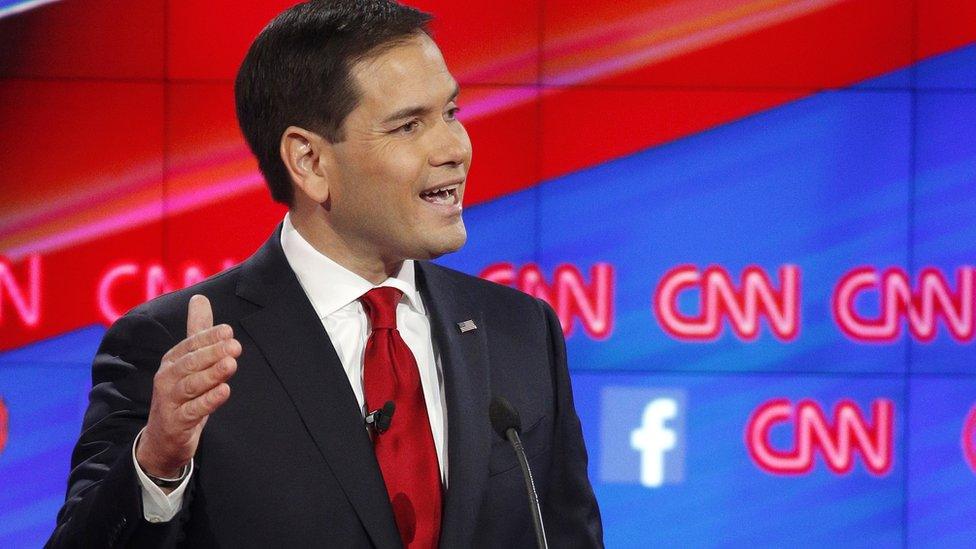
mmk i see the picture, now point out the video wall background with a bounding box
[1,0,975,546]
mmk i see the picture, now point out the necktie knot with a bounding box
[360,286,402,330]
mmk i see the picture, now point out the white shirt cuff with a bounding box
[132,426,193,523]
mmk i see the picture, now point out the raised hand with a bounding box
[135,294,240,483]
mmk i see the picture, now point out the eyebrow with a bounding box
[380,83,461,125]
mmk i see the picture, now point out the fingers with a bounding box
[187,294,214,336]
[180,383,231,423]
[177,353,238,401]
[176,337,241,375]
[164,323,233,363]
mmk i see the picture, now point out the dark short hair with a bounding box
[234,0,433,206]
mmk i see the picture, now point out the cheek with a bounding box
[358,155,422,196]
[384,150,428,192]
[385,139,426,170]
[372,160,426,219]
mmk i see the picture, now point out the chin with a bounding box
[421,226,467,260]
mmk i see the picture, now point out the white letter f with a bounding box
[630,398,678,488]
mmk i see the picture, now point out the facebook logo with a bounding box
[600,387,687,488]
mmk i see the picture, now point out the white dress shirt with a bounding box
[136,213,449,522]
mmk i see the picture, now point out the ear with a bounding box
[280,126,332,204]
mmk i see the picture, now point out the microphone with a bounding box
[489,396,548,549]
[365,400,396,434]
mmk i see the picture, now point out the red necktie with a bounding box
[361,287,442,547]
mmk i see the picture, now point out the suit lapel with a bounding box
[416,262,492,548]
[236,227,401,548]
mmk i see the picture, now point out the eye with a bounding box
[445,106,461,121]
[396,120,420,134]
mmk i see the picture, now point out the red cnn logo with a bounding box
[98,259,237,323]
[0,255,41,328]
[653,265,800,341]
[746,398,893,476]
[0,397,8,456]
[480,262,614,340]
[833,266,974,343]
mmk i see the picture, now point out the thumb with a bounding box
[187,294,214,336]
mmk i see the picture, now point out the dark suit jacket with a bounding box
[46,226,603,548]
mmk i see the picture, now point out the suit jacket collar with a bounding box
[235,225,493,548]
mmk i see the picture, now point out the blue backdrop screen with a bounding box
[1,6,976,548]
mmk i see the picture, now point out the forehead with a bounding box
[349,34,456,115]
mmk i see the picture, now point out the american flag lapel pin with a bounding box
[457,319,477,333]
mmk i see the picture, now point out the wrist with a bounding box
[142,463,190,490]
[135,429,187,479]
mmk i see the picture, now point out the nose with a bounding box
[428,120,470,168]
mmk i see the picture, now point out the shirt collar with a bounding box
[280,213,424,319]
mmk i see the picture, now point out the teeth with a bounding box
[421,185,459,205]
[421,185,458,198]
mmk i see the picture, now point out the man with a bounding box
[47,1,602,547]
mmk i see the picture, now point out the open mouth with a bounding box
[420,183,460,206]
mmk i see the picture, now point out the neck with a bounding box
[289,208,402,285]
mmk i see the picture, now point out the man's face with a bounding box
[325,33,472,263]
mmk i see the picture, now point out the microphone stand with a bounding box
[504,426,548,549]
[490,396,548,549]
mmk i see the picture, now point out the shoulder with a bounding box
[419,261,554,323]
[419,261,536,302]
